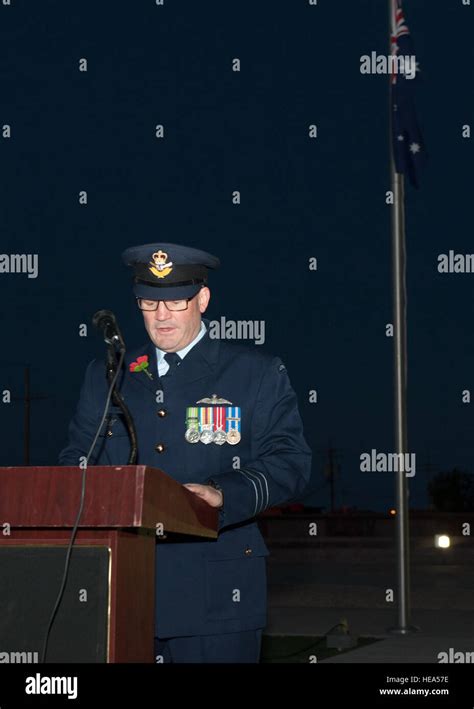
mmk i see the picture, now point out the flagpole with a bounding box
[388,0,416,635]
[390,169,413,634]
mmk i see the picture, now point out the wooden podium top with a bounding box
[0,466,218,538]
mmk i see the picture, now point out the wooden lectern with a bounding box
[0,466,218,663]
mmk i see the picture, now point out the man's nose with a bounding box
[154,301,172,319]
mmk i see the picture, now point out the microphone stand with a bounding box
[106,344,138,465]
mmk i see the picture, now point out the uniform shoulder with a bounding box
[216,339,286,371]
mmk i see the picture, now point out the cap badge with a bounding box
[149,250,173,279]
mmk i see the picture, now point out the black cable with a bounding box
[40,349,125,664]
[106,346,137,465]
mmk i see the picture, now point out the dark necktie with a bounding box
[163,352,182,377]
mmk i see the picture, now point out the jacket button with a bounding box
[155,443,166,453]
[106,430,113,437]
[244,547,253,556]
[157,409,167,418]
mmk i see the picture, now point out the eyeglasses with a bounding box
[137,294,197,312]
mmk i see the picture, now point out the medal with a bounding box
[214,429,227,445]
[199,407,215,444]
[227,429,241,445]
[200,426,215,444]
[185,397,242,445]
[185,406,200,444]
[185,427,200,443]
[214,407,227,445]
[226,406,241,445]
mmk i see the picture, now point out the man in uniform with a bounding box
[59,243,312,663]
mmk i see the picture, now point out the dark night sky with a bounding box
[0,1,473,512]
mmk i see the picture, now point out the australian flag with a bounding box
[390,0,426,188]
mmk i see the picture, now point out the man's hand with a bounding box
[183,483,223,509]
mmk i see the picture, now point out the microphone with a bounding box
[92,309,137,463]
[92,309,126,352]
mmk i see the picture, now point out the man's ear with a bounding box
[198,286,210,313]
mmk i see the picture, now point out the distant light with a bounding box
[435,534,450,549]
[389,508,396,516]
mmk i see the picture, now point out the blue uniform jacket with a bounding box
[59,321,312,638]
